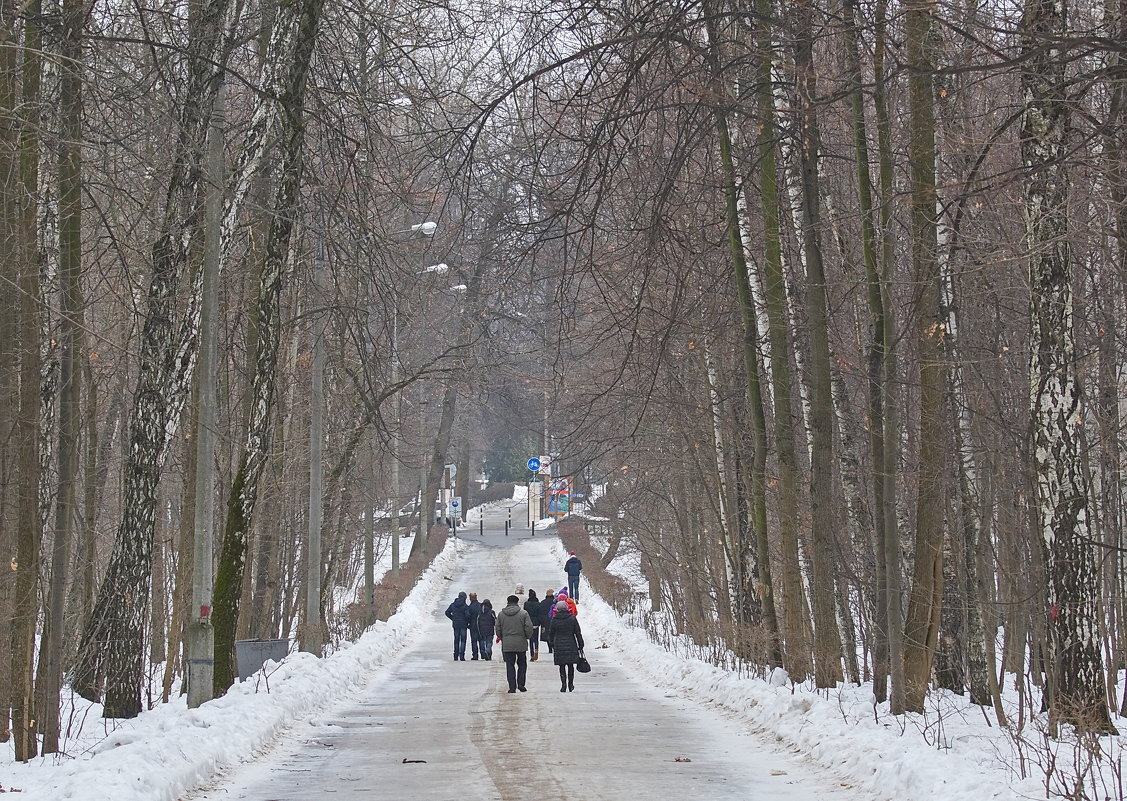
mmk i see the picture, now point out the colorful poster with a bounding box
[548,476,573,516]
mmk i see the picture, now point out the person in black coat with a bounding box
[467,593,482,660]
[564,553,583,600]
[476,600,497,660]
[523,590,542,661]
[444,592,471,661]
[541,590,556,652]
[548,600,584,692]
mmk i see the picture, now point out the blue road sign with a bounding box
[451,498,460,509]
[527,457,541,472]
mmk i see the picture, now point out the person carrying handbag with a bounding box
[547,599,584,692]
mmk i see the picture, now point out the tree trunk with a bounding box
[212,0,327,692]
[793,0,843,688]
[751,0,811,681]
[704,7,780,667]
[1021,0,1117,735]
[71,0,233,718]
[0,0,22,742]
[870,0,906,716]
[901,0,946,714]
[39,0,83,748]
[10,0,44,759]
[301,251,326,655]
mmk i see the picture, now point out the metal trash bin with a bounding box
[234,638,289,681]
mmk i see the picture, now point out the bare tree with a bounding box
[72,0,235,717]
[1021,0,1117,735]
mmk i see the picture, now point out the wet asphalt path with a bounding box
[188,502,863,801]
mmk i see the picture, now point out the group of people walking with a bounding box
[443,592,498,661]
[443,553,586,693]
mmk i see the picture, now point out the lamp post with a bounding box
[382,222,437,578]
[418,396,428,552]
[302,229,327,656]
[390,305,400,577]
[187,81,224,707]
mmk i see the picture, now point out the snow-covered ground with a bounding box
[2,504,1120,800]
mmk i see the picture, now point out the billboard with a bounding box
[548,476,573,517]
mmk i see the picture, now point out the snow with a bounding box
[564,537,1044,801]
[2,515,1119,801]
[1,541,458,801]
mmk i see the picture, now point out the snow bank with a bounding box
[3,540,460,801]
[558,539,1043,801]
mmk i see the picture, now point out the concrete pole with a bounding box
[364,479,375,605]
[302,235,326,655]
[391,308,400,576]
[418,398,427,551]
[187,81,224,709]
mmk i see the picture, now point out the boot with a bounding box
[568,680,574,692]
[531,652,538,661]
[560,682,567,693]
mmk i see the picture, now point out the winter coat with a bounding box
[548,607,584,665]
[541,594,556,625]
[495,603,534,652]
[476,607,497,640]
[467,599,482,628]
[445,598,471,628]
[565,556,583,576]
[523,597,542,627]
[551,594,577,617]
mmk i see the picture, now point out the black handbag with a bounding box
[575,653,591,673]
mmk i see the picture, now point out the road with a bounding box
[188,501,862,801]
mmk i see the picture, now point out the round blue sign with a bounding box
[527,457,541,472]
[451,499,460,508]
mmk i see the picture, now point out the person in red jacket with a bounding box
[554,587,578,617]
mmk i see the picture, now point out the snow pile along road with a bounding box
[562,536,1040,801]
[3,542,460,801]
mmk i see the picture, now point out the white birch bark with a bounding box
[71,0,237,718]
[1022,0,1116,734]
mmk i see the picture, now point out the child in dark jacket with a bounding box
[477,600,498,660]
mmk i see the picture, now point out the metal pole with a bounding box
[479,518,483,536]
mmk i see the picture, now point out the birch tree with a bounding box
[71,0,235,718]
[1021,0,1116,735]
[212,0,328,691]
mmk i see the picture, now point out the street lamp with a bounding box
[390,221,437,238]
[387,223,438,577]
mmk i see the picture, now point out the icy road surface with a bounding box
[190,506,866,801]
